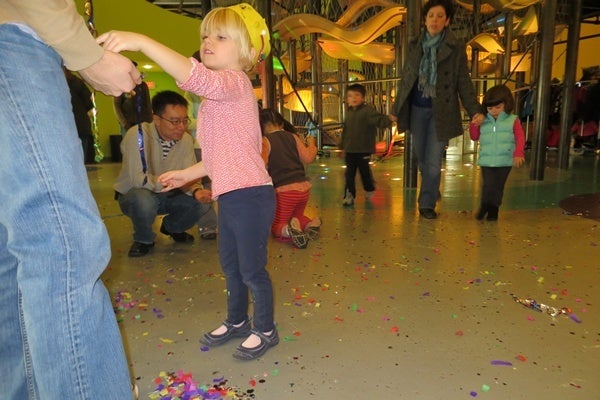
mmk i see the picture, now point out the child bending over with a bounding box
[259,108,320,249]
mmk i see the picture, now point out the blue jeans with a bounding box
[410,105,448,209]
[217,185,275,332]
[0,25,132,399]
[118,188,216,243]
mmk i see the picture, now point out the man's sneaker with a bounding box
[160,222,194,242]
[342,190,354,207]
[198,226,217,240]
[132,383,139,400]
[365,190,375,201]
[128,241,154,257]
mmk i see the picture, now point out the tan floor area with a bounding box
[91,150,600,399]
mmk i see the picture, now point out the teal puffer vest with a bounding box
[478,112,517,167]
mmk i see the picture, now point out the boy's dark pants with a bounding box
[345,152,375,197]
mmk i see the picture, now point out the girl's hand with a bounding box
[97,31,146,53]
[158,170,190,192]
[514,156,525,167]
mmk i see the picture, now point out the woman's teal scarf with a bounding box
[418,29,445,98]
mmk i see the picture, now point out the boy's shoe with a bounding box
[288,217,308,249]
[419,208,438,219]
[342,190,354,207]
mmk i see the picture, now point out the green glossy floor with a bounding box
[90,143,600,400]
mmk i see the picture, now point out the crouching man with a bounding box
[114,90,217,257]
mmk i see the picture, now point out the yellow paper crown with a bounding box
[228,3,271,64]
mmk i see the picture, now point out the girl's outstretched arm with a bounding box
[159,162,208,192]
[97,31,193,84]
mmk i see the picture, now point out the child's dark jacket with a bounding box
[342,103,392,153]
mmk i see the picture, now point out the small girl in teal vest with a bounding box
[470,84,525,221]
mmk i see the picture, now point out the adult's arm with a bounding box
[455,43,485,119]
[3,0,140,94]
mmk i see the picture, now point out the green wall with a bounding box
[79,0,200,159]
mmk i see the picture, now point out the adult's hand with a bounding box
[78,50,141,96]
[471,113,485,126]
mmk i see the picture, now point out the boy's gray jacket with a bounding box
[392,29,484,141]
[342,103,392,153]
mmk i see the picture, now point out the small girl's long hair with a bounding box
[200,7,255,71]
[259,108,296,135]
[483,84,515,113]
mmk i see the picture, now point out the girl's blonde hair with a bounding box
[200,7,255,71]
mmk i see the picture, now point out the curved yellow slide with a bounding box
[274,4,406,46]
[335,0,405,27]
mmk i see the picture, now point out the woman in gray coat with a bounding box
[393,0,484,219]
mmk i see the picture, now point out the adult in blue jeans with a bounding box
[0,1,140,399]
[392,0,484,219]
[114,90,218,257]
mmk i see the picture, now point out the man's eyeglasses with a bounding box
[157,115,190,127]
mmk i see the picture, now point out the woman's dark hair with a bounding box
[423,0,455,22]
[151,90,188,115]
[259,108,296,135]
[483,84,515,113]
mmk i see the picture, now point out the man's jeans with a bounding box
[0,24,132,399]
[118,188,216,243]
[410,105,448,209]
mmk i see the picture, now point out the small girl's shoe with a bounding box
[486,206,499,221]
[287,217,308,249]
[305,217,322,240]
[476,204,489,220]
[200,319,251,346]
[233,329,279,360]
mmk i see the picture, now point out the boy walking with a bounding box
[341,84,397,206]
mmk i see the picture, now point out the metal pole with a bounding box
[558,0,582,169]
[530,0,557,180]
[502,12,513,79]
[310,33,323,137]
[200,0,210,16]
[258,1,275,109]
[403,0,421,188]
